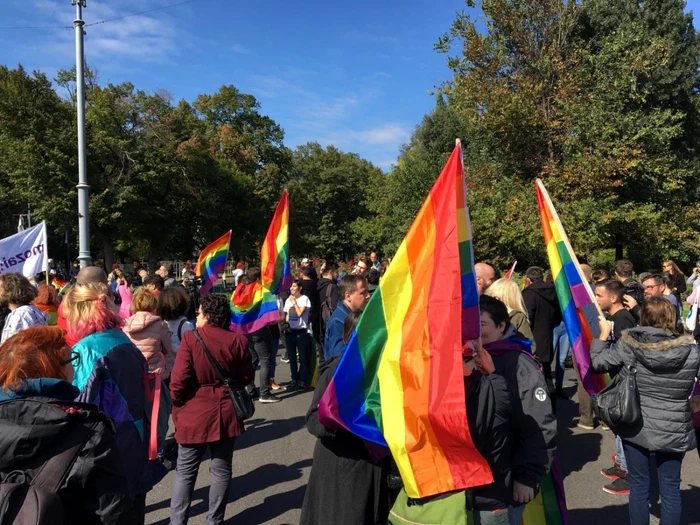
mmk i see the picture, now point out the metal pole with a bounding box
[74,0,91,268]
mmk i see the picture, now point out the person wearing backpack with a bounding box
[0,326,136,524]
[316,263,339,359]
[592,297,700,525]
[157,286,195,355]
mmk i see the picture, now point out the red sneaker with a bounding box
[603,477,630,495]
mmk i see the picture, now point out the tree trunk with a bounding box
[103,239,115,271]
[615,244,624,261]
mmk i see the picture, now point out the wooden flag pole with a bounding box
[536,178,604,319]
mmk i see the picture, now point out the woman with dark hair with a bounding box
[0,326,136,523]
[169,294,254,525]
[0,273,47,344]
[662,260,686,304]
[592,297,699,525]
[33,282,60,326]
[284,279,313,389]
[158,286,195,354]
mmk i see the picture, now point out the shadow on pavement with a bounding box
[231,458,313,501]
[236,416,307,450]
[228,485,307,525]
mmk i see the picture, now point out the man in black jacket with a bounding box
[316,263,339,359]
[522,267,562,392]
[613,259,645,310]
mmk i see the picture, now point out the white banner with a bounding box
[0,222,48,279]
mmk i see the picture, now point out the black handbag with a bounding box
[192,328,255,421]
[591,354,641,430]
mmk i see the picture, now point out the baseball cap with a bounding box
[301,258,310,264]
[76,267,108,286]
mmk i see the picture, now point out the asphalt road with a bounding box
[146,364,700,525]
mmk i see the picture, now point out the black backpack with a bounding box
[0,413,94,525]
[321,285,336,329]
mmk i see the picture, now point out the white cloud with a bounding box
[231,44,249,54]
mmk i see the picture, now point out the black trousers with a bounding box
[247,327,272,396]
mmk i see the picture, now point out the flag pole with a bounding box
[536,179,604,319]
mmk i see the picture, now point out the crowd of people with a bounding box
[0,252,698,525]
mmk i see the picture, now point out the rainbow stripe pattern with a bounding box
[195,230,231,297]
[520,460,569,525]
[51,276,68,293]
[536,179,607,394]
[260,190,292,295]
[230,191,291,334]
[457,152,480,341]
[318,143,492,499]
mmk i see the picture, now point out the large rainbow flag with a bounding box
[520,461,569,525]
[318,143,491,499]
[536,179,606,395]
[230,191,291,334]
[195,230,231,297]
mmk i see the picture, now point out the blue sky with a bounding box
[1,0,476,169]
[2,0,700,169]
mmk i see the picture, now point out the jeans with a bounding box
[270,338,279,380]
[623,440,684,525]
[170,437,236,525]
[553,322,570,390]
[247,328,272,396]
[616,435,628,471]
[509,505,525,525]
[474,508,509,525]
[285,329,311,384]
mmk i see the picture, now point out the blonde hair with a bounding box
[62,282,122,342]
[484,278,529,321]
[131,288,158,314]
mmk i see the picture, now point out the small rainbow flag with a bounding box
[195,230,231,297]
[51,276,68,293]
[260,190,292,294]
[230,191,291,334]
[505,260,517,279]
[318,142,492,498]
[536,179,606,394]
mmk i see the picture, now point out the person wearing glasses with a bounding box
[0,326,137,523]
[662,260,686,304]
[352,258,370,275]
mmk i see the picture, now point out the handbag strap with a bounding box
[192,328,228,384]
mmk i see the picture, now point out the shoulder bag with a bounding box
[591,353,641,430]
[192,328,255,421]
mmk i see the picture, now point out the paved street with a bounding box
[146,364,700,525]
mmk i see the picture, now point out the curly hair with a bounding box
[200,294,231,329]
[0,273,37,306]
[131,287,158,314]
[34,283,60,307]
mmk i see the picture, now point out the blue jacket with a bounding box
[73,329,166,497]
[324,301,350,360]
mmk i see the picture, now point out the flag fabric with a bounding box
[195,230,231,297]
[0,222,48,279]
[535,179,607,395]
[457,154,480,342]
[51,276,68,293]
[505,260,518,279]
[520,461,569,525]
[318,143,492,499]
[260,190,292,295]
[230,191,292,334]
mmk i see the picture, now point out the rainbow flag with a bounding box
[536,179,607,394]
[195,230,231,297]
[505,260,517,279]
[51,276,68,293]
[318,143,492,498]
[261,190,292,295]
[520,461,569,525]
[230,191,291,334]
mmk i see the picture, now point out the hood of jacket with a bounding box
[122,311,162,334]
[524,281,559,306]
[317,277,335,297]
[0,378,79,402]
[621,327,696,372]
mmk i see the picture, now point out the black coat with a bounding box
[300,357,391,525]
[522,282,562,363]
[0,380,136,524]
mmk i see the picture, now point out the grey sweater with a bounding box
[590,327,700,453]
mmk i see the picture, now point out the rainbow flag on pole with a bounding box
[536,179,607,395]
[195,230,231,297]
[230,191,291,334]
[505,260,518,279]
[51,276,68,293]
[318,142,491,499]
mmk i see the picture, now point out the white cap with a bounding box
[48,258,54,264]
[301,258,310,264]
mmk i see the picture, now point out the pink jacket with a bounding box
[118,284,133,320]
[122,311,173,378]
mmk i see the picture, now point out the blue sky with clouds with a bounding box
[2,0,700,168]
[1,0,477,168]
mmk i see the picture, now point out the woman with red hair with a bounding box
[63,281,166,523]
[33,282,60,326]
[0,326,136,523]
